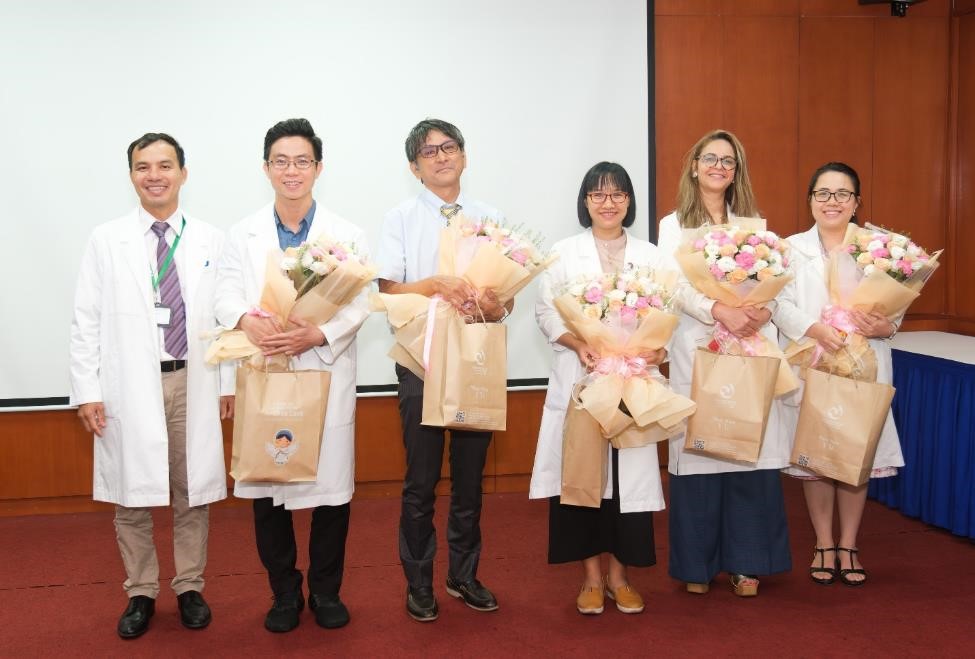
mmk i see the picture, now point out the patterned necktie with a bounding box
[440,203,461,220]
[151,222,188,359]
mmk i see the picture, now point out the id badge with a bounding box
[154,303,172,328]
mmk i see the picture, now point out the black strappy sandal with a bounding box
[810,547,837,585]
[837,547,867,586]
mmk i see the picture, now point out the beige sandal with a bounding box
[730,574,759,597]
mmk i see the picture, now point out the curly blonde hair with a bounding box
[675,129,759,228]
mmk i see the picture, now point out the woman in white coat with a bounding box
[773,162,903,587]
[656,130,791,597]
[531,162,667,616]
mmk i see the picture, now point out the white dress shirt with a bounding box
[375,188,502,283]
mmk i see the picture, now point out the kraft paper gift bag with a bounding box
[790,369,895,486]
[422,313,508,432]
[684,349,779,464]
[230,363,331,483]
[559,402,608,508]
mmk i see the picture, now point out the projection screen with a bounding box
[0,0,651,407]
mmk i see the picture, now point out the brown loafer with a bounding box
[604,578,645,614]
[576,584,604,615]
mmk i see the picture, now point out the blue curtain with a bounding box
[869,349,975,539]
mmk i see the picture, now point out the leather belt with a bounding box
[160,360,187,372]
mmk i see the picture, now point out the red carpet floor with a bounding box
[1,476,972,658]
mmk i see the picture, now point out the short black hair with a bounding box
[576,162,637,228]
[127,132,185,171]
[404,118,465,163]
[275,429,293,441]
[807,161,861,197]
[263,118,323,162]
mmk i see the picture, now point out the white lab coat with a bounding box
[529,229,666,513]
[215,203,370,509]
[69,209,230,507]
[771,225,905,473]
[657,212,790,475]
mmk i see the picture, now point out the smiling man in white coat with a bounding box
[215,118,369,633]
[70,133,233,639]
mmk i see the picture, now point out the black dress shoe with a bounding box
[406,586,438,622]
[117,595,155,639]
[309,593,350,629]
[177,590,212,629]
[264,591,304,633]
[445,576,498,611]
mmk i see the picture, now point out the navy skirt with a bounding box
[548,448,656,567]
[668,469,791,583]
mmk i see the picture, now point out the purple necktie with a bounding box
[151,222,188,359]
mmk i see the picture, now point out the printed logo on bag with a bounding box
[796,454,810,468]
[712,383,737,409]
[266,402,305,418]
[824,405,845,431]
[265,429,300,465]
[472,350,488,376]
[692,438,706,450]
[818,433,838,451]
[469,385,488,402]
[454,411,466,423]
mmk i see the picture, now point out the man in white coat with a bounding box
[70,133,233,639]
[215,118,369,633]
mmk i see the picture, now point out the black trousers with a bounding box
[252,498,350,597]
[396,365,492,588]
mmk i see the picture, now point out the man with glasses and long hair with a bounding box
[215,118,370,633]
[376,118,509,622]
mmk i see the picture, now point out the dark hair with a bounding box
[263,118,323,162]
[275,429,293,441]
[807,161,862,223]
[806,161,861,197]
[576,162,637,229]
[405,118,465,163]
[127,132,185,171]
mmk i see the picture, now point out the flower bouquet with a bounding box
[675,218,798,396]
[372,215,558,379]
[555,265,696,445]
[206,234,376,365]
[372,216,557,432]
[788,223,940,382]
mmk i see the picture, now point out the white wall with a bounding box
[0,0,649,401]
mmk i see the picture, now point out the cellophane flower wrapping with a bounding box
[372,214,557,378]
[206,234,376,365]
[553,265,696,445]
[674,218,798,396]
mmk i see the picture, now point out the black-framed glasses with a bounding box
[697,153,737,170]
[811,189,855,203]
[268,157,317,170]
[587,191,629,204]
[417,141,461,159]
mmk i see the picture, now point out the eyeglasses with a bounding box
[417,141,461,159]
[811,189,855,203]
[697,153,737,170]
[267,157,317,170]
[587,191,629,204]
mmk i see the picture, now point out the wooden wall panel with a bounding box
[954,14,975,318]
[654,15,724,217]
[872,17,951,315]
[797,18,876,234]
[800,0,949,17]
[721,16,800,236]
[0,391,546,509]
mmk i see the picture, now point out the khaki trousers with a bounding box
[113,368,210,598]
